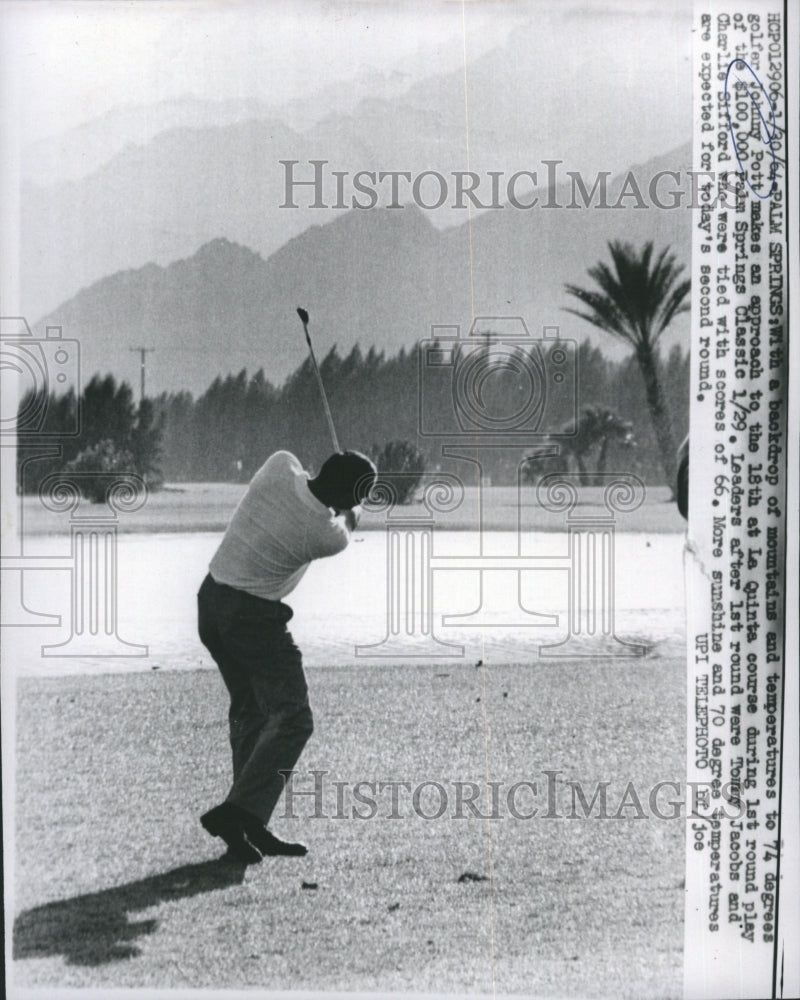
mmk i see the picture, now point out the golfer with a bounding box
[198,449,377,862]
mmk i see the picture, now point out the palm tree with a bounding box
[564,241,689,486]
[557,408,596,484]
[523,405,636,485]
[589,407,636,473]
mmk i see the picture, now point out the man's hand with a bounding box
[336,507,361,532]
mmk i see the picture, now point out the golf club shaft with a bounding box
[298,312,340,453]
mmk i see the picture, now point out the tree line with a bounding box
[17,242,690,494]
[17,339,688,493]
[16,375,163,497]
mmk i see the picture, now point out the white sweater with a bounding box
[209,451,350,600]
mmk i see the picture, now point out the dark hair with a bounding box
[314,451,377,509]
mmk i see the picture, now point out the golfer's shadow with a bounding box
[13,855,247,966]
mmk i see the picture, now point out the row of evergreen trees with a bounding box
[16,339,688,492]
[16,375,163,496]
[157,340,689,485]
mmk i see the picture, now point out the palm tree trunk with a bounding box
[636,344,677,488]
[597,436,609,473]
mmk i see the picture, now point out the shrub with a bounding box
[62,439,137,504]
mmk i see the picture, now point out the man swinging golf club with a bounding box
[198,309,377,863]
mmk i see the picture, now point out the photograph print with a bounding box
[2,2,790,999]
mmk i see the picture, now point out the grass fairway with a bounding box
[13,658,685,998]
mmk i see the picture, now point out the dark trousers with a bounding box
[197,574,313,824]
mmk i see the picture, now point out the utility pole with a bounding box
[129,346,155,403]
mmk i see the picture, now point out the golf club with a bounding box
[296,307,341,453]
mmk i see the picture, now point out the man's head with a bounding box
[309,451,377,511]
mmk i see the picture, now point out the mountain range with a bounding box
[20,23,689,320]
[21,69,418,187]
[36,142,693,397]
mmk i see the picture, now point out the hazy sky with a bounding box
[2,0,692,147]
